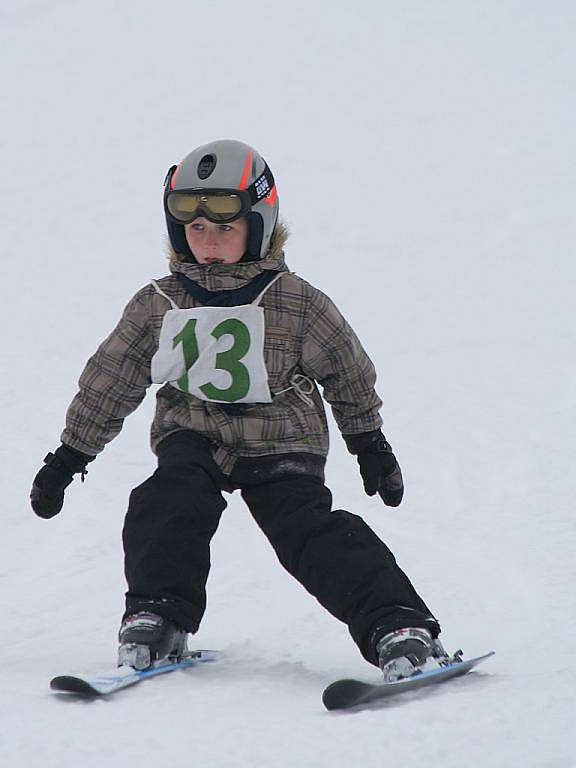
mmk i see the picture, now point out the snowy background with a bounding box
[2,1,575,766]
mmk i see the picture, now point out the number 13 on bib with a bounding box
[151,304,273,404]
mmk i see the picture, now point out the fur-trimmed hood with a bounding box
[167,221,290,292]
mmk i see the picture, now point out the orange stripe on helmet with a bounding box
[238,150,253,190]
[170,164,181,190]
[265,185,278,207]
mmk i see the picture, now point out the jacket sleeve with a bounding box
[300,287,383,437]
[60,287,156,455]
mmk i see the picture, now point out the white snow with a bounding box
[1,1,575,766]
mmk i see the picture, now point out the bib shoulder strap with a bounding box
[176,270,281,307]
[150,280,180,310]
[252,272,286,306]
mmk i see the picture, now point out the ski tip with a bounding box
[50,676,101,697]
[322,679,372,711]
[468,650,496,663]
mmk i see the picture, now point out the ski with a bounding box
[50,650,220,697]
[322,651,495,711]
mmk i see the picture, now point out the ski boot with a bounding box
[376,627,449,683]
[117,612,187,670]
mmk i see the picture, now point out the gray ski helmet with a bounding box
[164,139,279,261]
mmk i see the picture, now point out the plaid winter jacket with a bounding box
[61,224,383,475]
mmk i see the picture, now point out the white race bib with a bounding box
[151,304,272,403]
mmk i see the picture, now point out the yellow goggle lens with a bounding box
[167,193,243,221]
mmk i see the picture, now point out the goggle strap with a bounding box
[247,164,276,205]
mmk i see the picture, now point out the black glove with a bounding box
[345,430,404,507]
[30,444,95,519]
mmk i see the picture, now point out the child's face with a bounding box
[184,217,249,264]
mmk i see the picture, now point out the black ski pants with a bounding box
[123,431,440,666]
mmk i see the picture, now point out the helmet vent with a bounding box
[197,154,216,180]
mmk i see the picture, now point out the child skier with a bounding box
[30,139,445,682]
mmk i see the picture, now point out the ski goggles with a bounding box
[164,163,276,225]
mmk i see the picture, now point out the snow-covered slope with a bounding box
[2,2,575,766]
